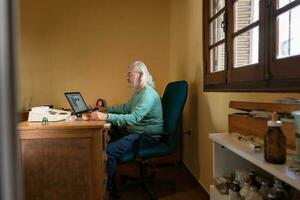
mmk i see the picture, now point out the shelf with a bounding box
[209,133,300,191]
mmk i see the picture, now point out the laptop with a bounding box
[64,92,89,117]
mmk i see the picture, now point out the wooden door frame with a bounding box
[0,0,22,199]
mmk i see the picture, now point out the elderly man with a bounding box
[90,61,163,196]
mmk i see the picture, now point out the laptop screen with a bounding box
[65,92,89,116]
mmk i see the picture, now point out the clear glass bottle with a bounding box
[259,180,271,200]
[248,170,260,188]
[215,176,230,194]
[270,178,289,200]
[229,180,242,200]
[271,179,284,194]
[275,186,288,200]
[245,186,263,200]
[264,112,286,164]
[240,181,251,199]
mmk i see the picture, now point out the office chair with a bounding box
[117,80,188,200]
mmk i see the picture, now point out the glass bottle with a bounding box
[233,180,241,192]
[270,179,289,200]
[264,112,286,164]
[245,186,263,200]
[229,180,241,200]
[259,180,271,200]
[267,193,277,200]
[275,186,288,200]
[240,181,251,199]
[271,179,284,194]
[248,170,260,188]
[215,176,230,194]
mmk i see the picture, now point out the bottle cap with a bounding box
[261,180,268,185]
[249,186,257,191]
[267,193,277,199]
[268,112,282,127]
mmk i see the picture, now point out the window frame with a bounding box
[203,0,300,92]
[227,0,265,83]
[204,0,226,86]
[270,0,300,81]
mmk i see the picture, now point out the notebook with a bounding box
[64,92,89,117]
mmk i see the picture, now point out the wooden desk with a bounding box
[18,120,111,200]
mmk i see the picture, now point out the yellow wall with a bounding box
[170,0,300,192]
[19,0,300,194]
[19,0,170,111]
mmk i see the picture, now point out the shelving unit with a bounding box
[209,133,300,200]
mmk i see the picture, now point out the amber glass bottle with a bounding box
[264,112,286,164]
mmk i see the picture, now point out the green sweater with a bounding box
[106,85,163,134]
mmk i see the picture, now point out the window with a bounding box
[204,0,300,91]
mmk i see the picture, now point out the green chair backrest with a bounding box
[161,80,188,150]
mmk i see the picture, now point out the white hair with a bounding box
[128,61,155,88]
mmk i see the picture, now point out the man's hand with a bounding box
[90,111,108,121]
[82,112,90,120]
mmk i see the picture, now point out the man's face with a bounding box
[127,68,140,89]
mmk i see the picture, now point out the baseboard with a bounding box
[182,161,210,197]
